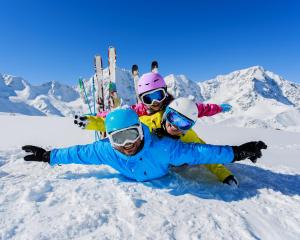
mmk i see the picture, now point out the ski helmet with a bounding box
[137,72,166,95]
[166,97,198,122]
[105,108,140,134]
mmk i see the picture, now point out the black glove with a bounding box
[22,145,51,163]
[152,128,166,138]
[232,141,267,163]
[73,115,88,129]
[223,175,239,187]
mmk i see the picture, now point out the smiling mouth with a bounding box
[151,102,160,107]
[123,143,135,150]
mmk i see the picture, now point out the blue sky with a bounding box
[0,0,299,85]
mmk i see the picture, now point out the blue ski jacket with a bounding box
[50,125,234,181]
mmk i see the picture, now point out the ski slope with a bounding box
[0,116,300,240]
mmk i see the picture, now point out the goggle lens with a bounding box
[141,89,166,105]
[110,127,140,146]
[166,110,195,131]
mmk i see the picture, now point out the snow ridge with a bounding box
[1,66,300,131]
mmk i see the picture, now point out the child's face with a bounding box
[148,102,161,112]
[165,121,183,136]
[114,138,142,156]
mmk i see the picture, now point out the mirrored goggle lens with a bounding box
[111,128,140,145]
[166,111,194,131]
[142,89,166,105]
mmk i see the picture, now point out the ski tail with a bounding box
[151,60,158,73]
[108,46,121,109]
[132,64,140,103]
[94,55,104,112]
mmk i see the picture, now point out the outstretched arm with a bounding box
[196,102,231,117]
[168,140,267,166]
[22,140,112,166]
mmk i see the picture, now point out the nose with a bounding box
[170,124,179,130]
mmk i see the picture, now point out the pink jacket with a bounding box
[97,102,222,118]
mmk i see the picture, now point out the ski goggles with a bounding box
[140,88,167,105]
[164,107,195,131]
[108,125,144,147]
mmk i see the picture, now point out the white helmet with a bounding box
[168,97,198,122]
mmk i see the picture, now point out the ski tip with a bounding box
[132,64,138,71]
[151,61,158,73]
[151,61,158,67]
[132,64,139,75]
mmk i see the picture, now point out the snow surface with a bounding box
[1,116,300,240]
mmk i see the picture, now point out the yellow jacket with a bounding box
[83,112,233,182]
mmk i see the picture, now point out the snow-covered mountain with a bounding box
[197,66,300,132]
[0,74,84,116]
[164,74,204,101]
[0,68,136,117]
[1,66,300,131]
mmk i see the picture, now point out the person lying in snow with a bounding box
[22,109,267,182]
[75,98,238,186]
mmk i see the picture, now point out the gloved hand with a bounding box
[73,115,106,132]
[223,175,239,188]
[220,103,232,112]
[74,115,88,129]
[152,128,167,138]
[22,145,50,163]
[232,141,267,163]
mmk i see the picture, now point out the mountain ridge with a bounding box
[1,66,300,131]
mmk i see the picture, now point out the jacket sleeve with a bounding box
[196,102,222,118]
[50,141,112,166]
[84,116,106,132]
[180,130,233,181]
[167,140,234,166]
[130,103,148,116]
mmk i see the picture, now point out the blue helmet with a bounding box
[105,108,140,133]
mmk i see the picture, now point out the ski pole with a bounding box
[79,78,93,114]
[91,77,101,141]
[79,78,101,141]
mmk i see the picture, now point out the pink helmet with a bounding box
[137,72,166,95]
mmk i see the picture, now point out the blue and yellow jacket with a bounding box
[83,112,234,181]
[51,125,234,182]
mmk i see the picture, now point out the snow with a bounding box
[1,116,300,239]
[198,66,300,132]
[2,65,300,132]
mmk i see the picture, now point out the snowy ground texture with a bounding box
[0,116,300,240]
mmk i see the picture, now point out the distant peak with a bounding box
[248,65,265,71]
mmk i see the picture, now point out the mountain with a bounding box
[1,66,300,132]
[0,74,84,116]
[164,74,204,101]
[198,66,300,131]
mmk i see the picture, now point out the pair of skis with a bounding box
[132,61,159,102]
[93,47,120,113]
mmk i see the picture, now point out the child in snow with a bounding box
[23,109,267,182]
